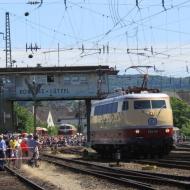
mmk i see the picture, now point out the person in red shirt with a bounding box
[20,139,29,158]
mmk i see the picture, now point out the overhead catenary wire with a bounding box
[99,0,190,43]
[4,0,190,49]
[0,0,190,77]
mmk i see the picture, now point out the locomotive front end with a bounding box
[125,93,174,156]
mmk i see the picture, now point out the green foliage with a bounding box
[38,122,48,129]
[170,97,190,136]
[14,102,34,133]
[14,103,59,136]
[47,126,58,136]
[37,122,58,136]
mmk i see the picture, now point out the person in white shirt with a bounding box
[0,135,6,170]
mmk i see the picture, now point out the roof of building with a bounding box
[0,65,118,75]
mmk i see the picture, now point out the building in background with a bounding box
[47,111,54,127]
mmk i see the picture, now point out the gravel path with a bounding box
[21,151,189,190]
[21,163,136,190]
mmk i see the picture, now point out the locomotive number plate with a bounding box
[148,129,158,134]
[148,118,157,125]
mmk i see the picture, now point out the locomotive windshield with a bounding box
[134,100,151,109]
[60,125,70,130]
[152,100,166,109]
[134,100,166,109]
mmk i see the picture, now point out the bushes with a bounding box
[47,126,58,136]
[14,102,34,133]
[171,97,190,137]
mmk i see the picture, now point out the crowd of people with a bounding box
[0,132,86,170]
[0,133,43,170]
[40,133,86,148]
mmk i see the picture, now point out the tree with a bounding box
[14,102,34,133]
[38,122,58,136]
[47,126,58,136]
[170,97,190,136]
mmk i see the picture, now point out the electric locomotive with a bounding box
[90,89,174,158]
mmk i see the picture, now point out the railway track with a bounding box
[41,153,190,190]
[134,159,190,170]
[0,166,45,190]
[167,151,190,160]
[175,144,190,152]
[176,142,190,148]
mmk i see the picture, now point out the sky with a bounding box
[0,0,190,77]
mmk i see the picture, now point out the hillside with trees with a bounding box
[108,75,190,92]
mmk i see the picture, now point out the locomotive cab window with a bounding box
[122,101,128,111]
[134,100,151,109]
[152,100,166,109]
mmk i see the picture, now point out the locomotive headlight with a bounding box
[149,111,154,116]
[135,129,140,134]
[165,128,170,133]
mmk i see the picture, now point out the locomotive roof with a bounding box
[93,93,169,105]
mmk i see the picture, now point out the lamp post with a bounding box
[25,79,42,134]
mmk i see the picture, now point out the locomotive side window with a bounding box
[134,100,151,109]
[94,102,118,115]
[151,100,166,109]
[107,103,112,113]
[122,101,128,111]
[103,102,118,114]
[112,102,118,113]
[94,106,100,115]
[102,104,107,114]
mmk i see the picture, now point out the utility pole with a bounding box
[85,99,91,143]
[5,12,12,68]
[58,43,60,66]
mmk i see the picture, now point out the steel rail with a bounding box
[121,168,190,181]
[5,166,45,190]
[88,168,190,189]
[154,159,190,165]
[42,154,190,189]
[176,143,190,149]
[41,156,156,190]
[134,159,190,170]
[175,147,190,151]
[167,153,190,160]
[42,153,189,181]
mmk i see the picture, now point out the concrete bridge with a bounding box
[0,65,117,136]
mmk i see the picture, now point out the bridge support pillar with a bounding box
[85,99,91,143]
[0,100,13,133]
